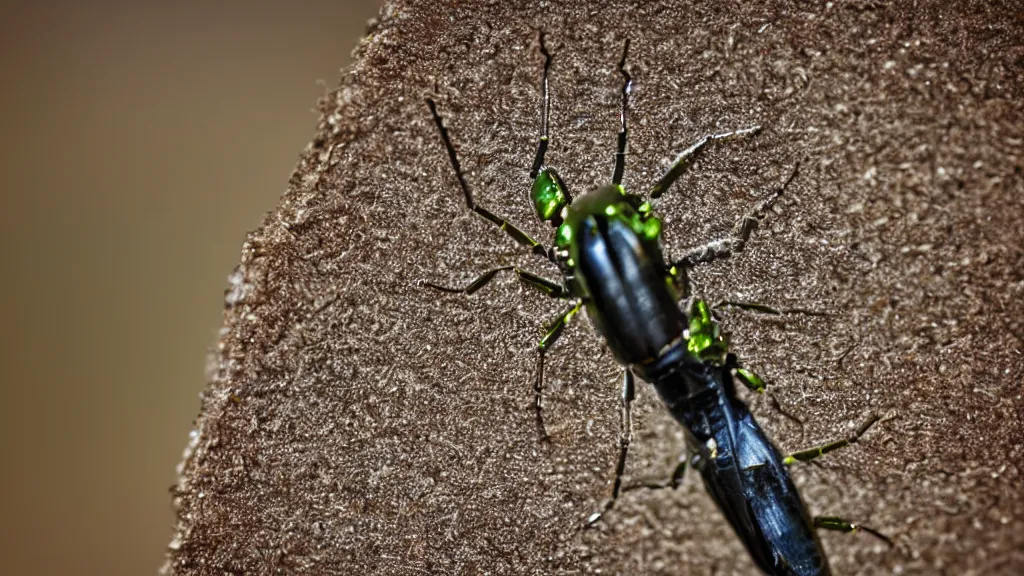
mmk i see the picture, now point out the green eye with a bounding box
[531,169,568,221]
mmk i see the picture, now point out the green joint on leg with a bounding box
[735,368,766,394]
[784,439,852,465]
[465,269,503,295]
[538,303,581,351]
[539,324,564,351]
[500,221,540,247]
[517,270,564,297]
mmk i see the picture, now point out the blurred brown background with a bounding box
[0,2,382,574]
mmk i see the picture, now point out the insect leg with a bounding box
[648,126,762,200]
[624,455,689,493]
[586,452,689,528]
[713,301,783,315]
[814,516,893,545]
[529,32,552,179]
[671,164,799,270]
[612,39,631,186]
[533,301,584,442]
[585,368,636,525]
[424,264,573,443]
[426,98,549,257]
[783,413,881,465]
[712,300,812,396]
[712,300,831,321]
[422,266,568,298]
[726,353,768,395]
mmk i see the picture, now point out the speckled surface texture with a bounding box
[165,1,1024,574]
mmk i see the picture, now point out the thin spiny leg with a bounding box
[533,351,550,442]
[814,516,893,546]
[530,32,552,179]
[784,413,880,465]
[713,299,829,318]
[586,369,636,525]
[649,126,762,200]
[422,266,568,298]
[424,263,573,442]
[712,301,821,395]
[723,353,769,395]
[533,301,583,442]
[582,452,688,530]
[426,98,548,257]
[673,163,800,270]
[586,452,689,526]
[585,447,693,528]
[612,39,632,186]
[622,457,688,493]
[713,301,782,315]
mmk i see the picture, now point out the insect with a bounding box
[424,34,889,575]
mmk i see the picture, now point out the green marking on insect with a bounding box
[686,299,727,362]
[555,221,573,247]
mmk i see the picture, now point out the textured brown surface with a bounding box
[166,1,1024,574]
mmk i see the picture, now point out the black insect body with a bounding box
[665,364,825,574]
[424,35,888,575]
[632,302,887,575]
[642,343,827,574]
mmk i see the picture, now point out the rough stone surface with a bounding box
[165,1,1024,574]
